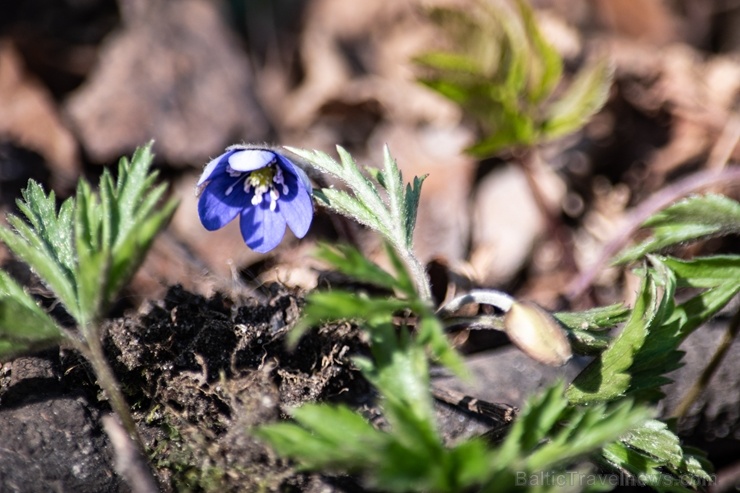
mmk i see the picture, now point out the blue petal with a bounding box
[278,170,313,239]
[239,202,287,253]
[197,150,234,186]
[198,174,246,230]
[276,152,312,190]
[228,149,276,172]
[273,155,313,238]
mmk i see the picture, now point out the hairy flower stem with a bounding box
[397,243,433,304]
[673,306,740,420]
[437,289,515,316]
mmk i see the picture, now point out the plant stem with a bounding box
[81,325,146,453]
[397,245,433,304]
[672,306,740,420]
[436,289,515,318]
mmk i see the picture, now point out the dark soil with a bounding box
[2,283,739,492]
[0,285,508,492]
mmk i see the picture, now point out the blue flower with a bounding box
[197,145,313,253]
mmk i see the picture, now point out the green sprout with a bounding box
[0,142,177,454]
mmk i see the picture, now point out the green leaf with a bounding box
[541,57,613,140]
[315,243,399,292]
[492,382,650,481]
[403,175,426,247]
[525,399,651,471]
[74,180,108,327]
[658,255,740,288]
[300,291,408,326]
[554,304,628,355]
[566,264,665,404]
[381,145,421,249]
[615,194,740,263]
[601,421,713,493]
[0,143,176,331]
[414,52,485,76]
[416,313,466,376]
[465,110,535,156]
[600,442,692,493]
[554,303,630,331]
[516,0,562,102]
[0,184,79,320]
[670,280,740,340]
[103,143,178,305]
[0,271,64,358]
[255,403,388,473]
[313,188,388,235]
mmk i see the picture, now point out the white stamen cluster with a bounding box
[224,161,291,212]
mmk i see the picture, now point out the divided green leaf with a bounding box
[0,142,177,333]
[566,261,667,405]
[0,185,79,320]
[288,146,426,256]
[0,271,64,359]
[416,0,612,156]
[601,420,713,493]
[541,57,613,140]
[616,194,740,263]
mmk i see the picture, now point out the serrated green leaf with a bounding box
[255,403,387,473]
[498,382,570,463]
[601,424,713,493]
[600,442,693,493]
[554,304,630,331]
[622,420,683,468]
[495,381,651,478]
[300,291,406,326]
[313,188,387,235]
[106,192,177,305]
[553,304,629,356]
[416,315,466,377]
[661,255,740,288]
[567,329,612,355]
[315,243,399,292]
[670,281,740,340]
[516,0,562,102]
[74,180,108,327]
[566,266,663,404]
[0,271,64,358]
[526,400,651,471]
[403,175,426,247]
[414,52,484,76]
[0,185,79,320]
[615,194,740,263]
[465,110,535,156]
[542,57,613,140]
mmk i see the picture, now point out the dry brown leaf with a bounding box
[0,41,78,187]
[65,0,267,166]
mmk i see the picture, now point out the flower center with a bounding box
[225,162,290,212]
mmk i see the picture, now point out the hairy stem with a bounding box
[396,243,433,304]
[436,289,515,318]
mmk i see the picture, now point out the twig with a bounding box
[567,166,740,301]
[672,305,740,421]
[102,415,160,493]
[431,386,518,425]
